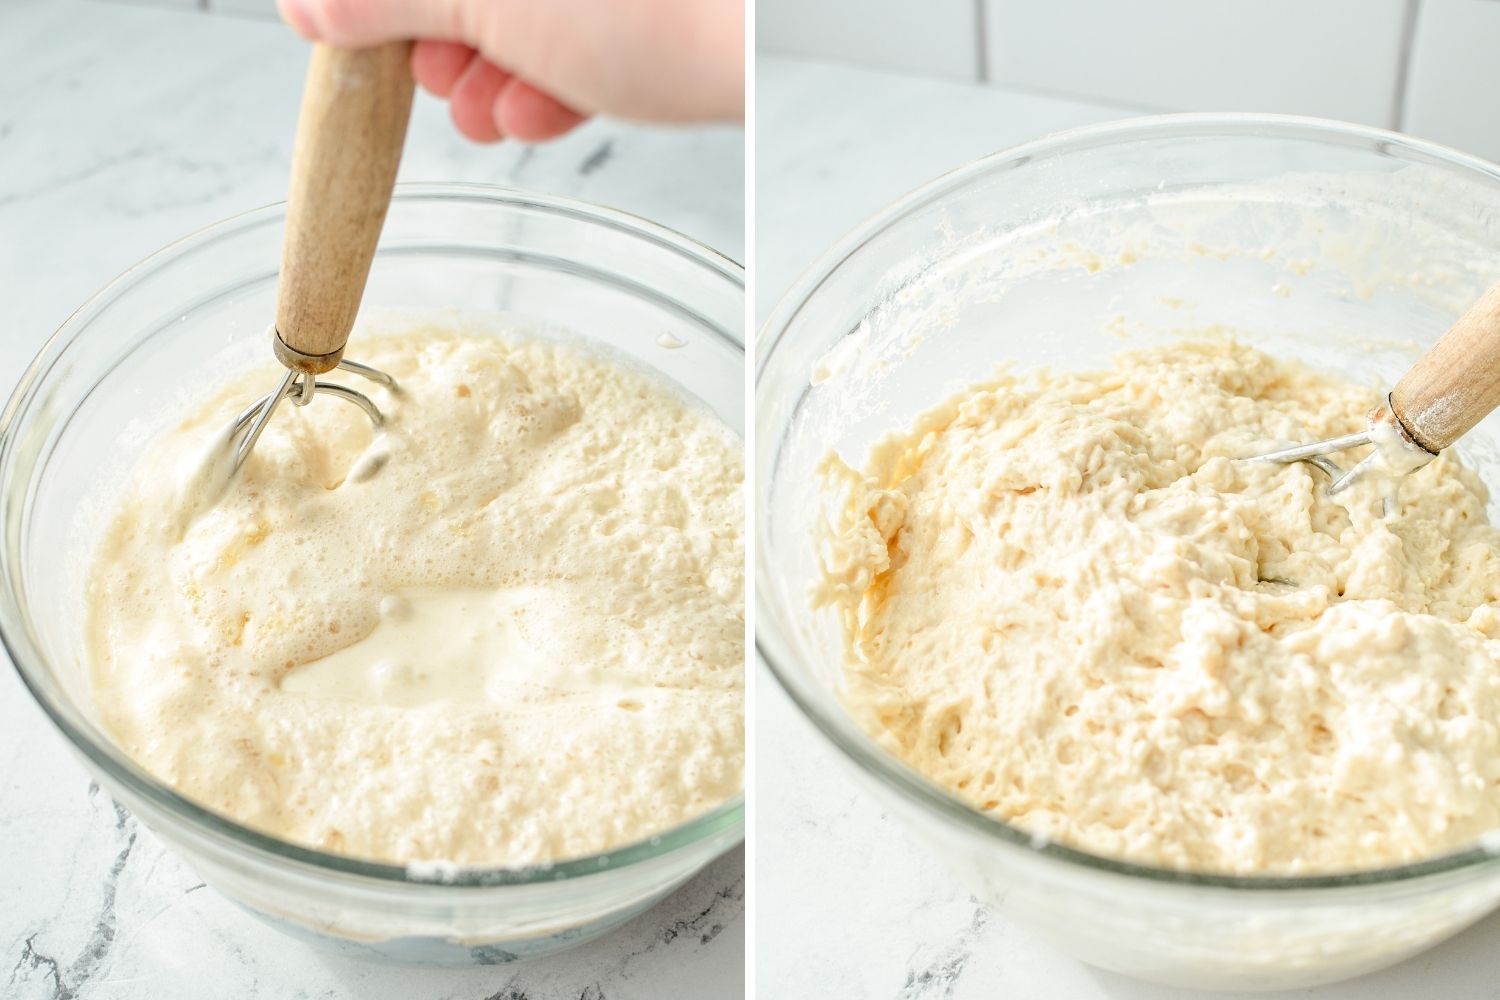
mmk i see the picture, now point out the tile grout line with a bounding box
[1391,0,1422,131]
[973,0,990,83]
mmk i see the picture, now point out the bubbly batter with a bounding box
[87,325,743,866]
[817,339,1500,875]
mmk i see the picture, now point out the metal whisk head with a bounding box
[1248,427,1382,497]
[227,358,397,475]
[1243,396,1435,514]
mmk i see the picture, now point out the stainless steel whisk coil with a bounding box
[228,356,397,474]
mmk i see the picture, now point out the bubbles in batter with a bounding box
[86,322,744,866]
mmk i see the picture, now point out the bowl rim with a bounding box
[1,181,745,889]
[755,111,1500,891]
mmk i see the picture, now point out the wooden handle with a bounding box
[1391,279,1500,454]
[274,42,415,373]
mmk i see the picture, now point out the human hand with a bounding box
[277,0,744,143]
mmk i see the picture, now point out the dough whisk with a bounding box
[1246,280,1500,501]
[227,41,415,475]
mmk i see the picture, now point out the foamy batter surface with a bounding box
[817,339,1500,875]
[88,325,743,866]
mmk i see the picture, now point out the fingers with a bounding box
[494,82,587,142]
[447,58,510,143]
[279,0,744,124]
[278,0,466,48]
[415,42,589,144]
[411,40,475,99]
[281,0,590,144]
[275,0,316,40]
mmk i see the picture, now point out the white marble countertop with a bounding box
[754,53,1500,1000]
[0,2,744,997]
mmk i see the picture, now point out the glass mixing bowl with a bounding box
[1,183,744,965]
[757,114,1500,991]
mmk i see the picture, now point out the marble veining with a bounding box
[10,786,137,1000]
[0,1,743,996]
[894,902,990,1000]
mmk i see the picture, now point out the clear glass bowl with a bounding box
[757,114,1500,991]
[1,183,744,965]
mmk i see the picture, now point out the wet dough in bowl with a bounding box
[817,339,1500,875]
[87,323,744,866]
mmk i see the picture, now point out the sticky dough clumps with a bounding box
[87,325,743,866]
[818,339,1500,875]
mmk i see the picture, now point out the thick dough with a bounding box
[88,325,743,866]
[817,339,1500,874]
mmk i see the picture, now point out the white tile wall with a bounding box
[982,0,1409,126]
[1403,0,1500,164]
[757,0,980,81]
